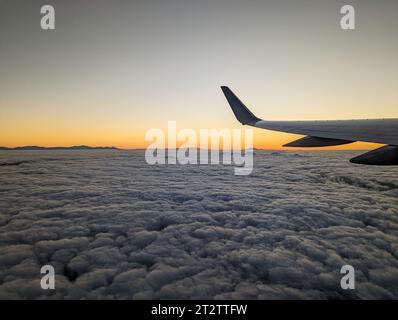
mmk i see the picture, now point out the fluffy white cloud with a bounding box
[0,150,397,299]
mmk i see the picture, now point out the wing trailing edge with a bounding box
[283,136,353,147]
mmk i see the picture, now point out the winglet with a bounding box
[221,86,261,125]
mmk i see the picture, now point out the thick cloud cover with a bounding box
[0,150,397,299]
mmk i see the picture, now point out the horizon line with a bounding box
[0,145,375,152]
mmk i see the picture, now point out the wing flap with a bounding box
[283,136,353,147]
[350,146,398,165]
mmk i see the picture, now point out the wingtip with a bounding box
[220,86,261,125]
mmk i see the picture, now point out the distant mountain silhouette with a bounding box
[0,145,120,151]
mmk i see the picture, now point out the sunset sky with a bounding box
[0,0,397,149]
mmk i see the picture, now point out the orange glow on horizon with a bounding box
[0,122,381,151]
[0,108,385,151]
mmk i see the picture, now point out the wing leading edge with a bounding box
[221,86,398,165]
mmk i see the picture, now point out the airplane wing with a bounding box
[221,86,398,165]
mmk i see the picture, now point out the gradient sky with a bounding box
[0,0,397,149]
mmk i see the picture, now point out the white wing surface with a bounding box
[221,86,398,165]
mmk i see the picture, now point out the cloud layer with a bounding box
[0,150,397,299]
